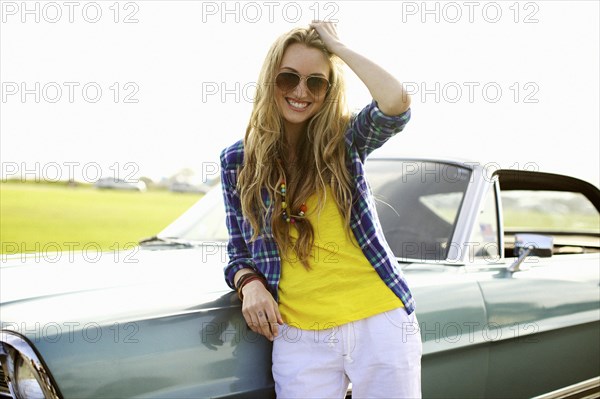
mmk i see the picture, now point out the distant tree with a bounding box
[172,168,196,183]
[139,176,155,190]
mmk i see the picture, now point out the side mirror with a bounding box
[508,234,554,272]
[514,234,554,257]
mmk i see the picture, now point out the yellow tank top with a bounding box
[278,187,403,330]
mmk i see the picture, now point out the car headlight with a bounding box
[0,331,61,399]
[14,354,45,399]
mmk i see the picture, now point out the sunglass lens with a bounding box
[307,77,329,96]
[276,73,300,92]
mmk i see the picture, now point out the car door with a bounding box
[472,174,600,397]
[410,274,490,399]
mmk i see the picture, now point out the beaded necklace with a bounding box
[278,180,307,224]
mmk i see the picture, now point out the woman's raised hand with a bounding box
[310,20,343,54]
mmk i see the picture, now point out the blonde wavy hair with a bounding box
[238,27,354,268]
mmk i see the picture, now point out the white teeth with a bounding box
[287,98,308,109]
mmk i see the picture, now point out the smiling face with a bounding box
[274,43,331,136]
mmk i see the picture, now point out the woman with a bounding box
[220,21,422,398]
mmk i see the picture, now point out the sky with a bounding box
[1,0,599,186]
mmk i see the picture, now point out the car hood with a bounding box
[1,245,462,331]
[0,245,233,329]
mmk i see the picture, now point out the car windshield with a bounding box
[159,160,472,261]
[366,160,471,260]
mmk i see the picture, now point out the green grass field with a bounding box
[2,182,598,256]
[0,182,202,254]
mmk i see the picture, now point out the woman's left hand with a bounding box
[310,20,343,54]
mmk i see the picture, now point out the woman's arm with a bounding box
[220,146,283,341]
[222,187,283,341]
[310,21,411,116]
[234,268,283,341]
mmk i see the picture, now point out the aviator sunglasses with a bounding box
[275,72,331,96]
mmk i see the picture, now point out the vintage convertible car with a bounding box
[1,158,599,399]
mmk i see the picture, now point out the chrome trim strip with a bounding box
[531,376,600,399]
[493,178,505,259]
[448,164,490,263]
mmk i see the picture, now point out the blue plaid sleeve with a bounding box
[346,100,411,161]
[220,146,257,289]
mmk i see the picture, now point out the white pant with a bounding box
[272,308,422,399]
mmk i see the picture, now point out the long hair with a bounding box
[237,27,354,268]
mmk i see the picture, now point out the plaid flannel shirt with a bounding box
[220,100,415,314]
